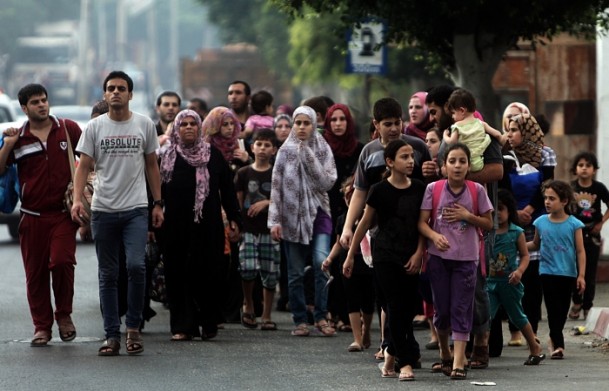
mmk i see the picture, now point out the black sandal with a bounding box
[98,338,120,356]
[524,353,546,365]
[126,331,144,355]
[469,345,489,369]
[450,368,467,380]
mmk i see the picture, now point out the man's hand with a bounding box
[151,206,164,228]
[70,201,89,226]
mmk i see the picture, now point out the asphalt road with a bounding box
[0,227,608,391]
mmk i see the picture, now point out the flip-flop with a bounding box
[524,353,546,365]
[260,320,277,331]
[551,349,564,359]
[399,371,415,381]
[348,342,363,352]
[378,362,397,378]
[241,312,258,329]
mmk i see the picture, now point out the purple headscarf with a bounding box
[160,109,211,222]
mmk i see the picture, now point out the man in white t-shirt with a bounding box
[71,71,164,356]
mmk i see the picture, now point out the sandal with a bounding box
[450,368,467,380]
[98,338,120,356]
[374,347,385,361]
[441,358,454,376]
[260,320,277,331]
[171,333,192,341]
[469,345,489,369]
[30,330,51,347]
[57,316,76,342]
[315,320,336,336]
[241,312,258,329]
[337,321,352,332]
[399,368,415,382]
[550,348,564,359]
[291,323,310,337]
[348,342,363,352]
[378,362,397,378]
[524,353,546,365]
[568,305,582,320]
[125,331,144,355]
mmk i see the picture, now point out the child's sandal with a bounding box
[568,305,582,320]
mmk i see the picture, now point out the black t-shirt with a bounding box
[571,179,609,231]
[234,165,273,234]
[366,178,426,265]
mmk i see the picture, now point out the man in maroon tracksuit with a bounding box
[0,84,82,346]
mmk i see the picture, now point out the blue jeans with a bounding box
[91,208,148,340]
[283,234,330,325]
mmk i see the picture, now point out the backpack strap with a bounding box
[430,179,447,225]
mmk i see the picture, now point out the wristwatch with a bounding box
[152,199,165,208]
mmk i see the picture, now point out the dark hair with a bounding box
[251,90,274,114]
[17,83,48,106]
[230,80,251,96]
[428,126,443,142]
[443,142,471,165]
[189,97,208,112]
[373,97,402,121]
[570,151,599,174]
[446,88,476,113]
[321,96,335,108]
[302,96,329,120]
[103,71,133,92]
[497,189,520,226]
[384,139,409,164]
[252,128,277,147]
[156,91,182,107]
[543,180,576,215]
[91,100,109,118]
[426,85,456,107]
[535,113,550,135]
[340,175,355,204]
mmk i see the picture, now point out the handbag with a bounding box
[504,151,543,211]
[0,135,20,214]
[148,241,167,304]
[62,120,94,220]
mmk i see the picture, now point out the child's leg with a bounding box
[541,275,573,352]
[343,273,363,347]
[239,233,258,326]
[582,237,600,312]
[449,261,478,370]
[497,282,542,356]
[259,235,280,323]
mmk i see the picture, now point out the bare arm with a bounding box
[144,152,164,228]
[575,228,586,295]
[467,162,503,184]
[70,153,95,225]
[526,228,540,251]
[509,232,530,285]
[343,204,376,278]
[339,188,367,249]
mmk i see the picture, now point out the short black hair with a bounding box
[189,98,208,112]
[103,71,134,92]
[230,80,251,96]
[252,128,278,147]
[571,151,599,174]
[18,83,48,106]
[426,85,456,107]
[251,90,274,114]
[156,91,181,107]
[373,97,402,121]
[302,96,329,120]
[447,88,476,113]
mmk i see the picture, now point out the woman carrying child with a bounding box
[343,139,426,381]
[527,180,586,359]
[418,143,494,380]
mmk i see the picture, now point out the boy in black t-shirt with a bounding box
[234,129,279,330]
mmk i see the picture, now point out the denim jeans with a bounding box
[283,234,330,325]
[91,208,148,340]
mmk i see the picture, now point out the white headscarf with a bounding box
[267,106,337,244]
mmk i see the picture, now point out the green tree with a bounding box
[277,0,609,122]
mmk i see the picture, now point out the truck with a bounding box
[8,20,79,105]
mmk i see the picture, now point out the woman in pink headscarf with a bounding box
[404,91,434,140]
[202,106,250,172]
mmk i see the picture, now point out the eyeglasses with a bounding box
[106,85,127,92]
